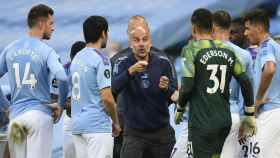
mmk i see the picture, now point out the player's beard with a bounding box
[42,32,51,40]
[101,38,107,49]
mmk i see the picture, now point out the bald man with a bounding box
[111,15,177,158]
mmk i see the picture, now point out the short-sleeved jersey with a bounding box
[254,38,280,112]
[181,40,246,130]
[226,41,254,114]
[0,36,65,119]
[70,48,112,134]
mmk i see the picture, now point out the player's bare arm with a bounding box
[100,87,121,137]
[255,61,275,112]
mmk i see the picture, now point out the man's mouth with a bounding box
[139,49,145,53]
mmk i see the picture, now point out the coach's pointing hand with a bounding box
[128,61,148,75]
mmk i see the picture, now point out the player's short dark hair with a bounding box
[70,41,86,60]
[244,9,269,32]
[231,18,245,33]
[83,16,108,44]
[231,17,244,26]
[212,10,231,29]
[27,4,54,28]
[191,8,212,32]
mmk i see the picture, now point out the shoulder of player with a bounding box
[257,39,278,58]
[227,46,251,67]
[239,48,252,62]
[260,38,277,52]
[229,42,251,57]
[214,40,234,51]
[92,49,110,66]
[32,39,56,54]
[2,38,22,53]
[151,52,171,65]
[180,42,195,55]
[184,40,217,54]
[111,48,131,65]
[35,42,58,61]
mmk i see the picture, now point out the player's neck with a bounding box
[214,32,230,42]
[258,33,270,45]
[195,33,212,40]
[28,28,44,39]
[86,42,101,50]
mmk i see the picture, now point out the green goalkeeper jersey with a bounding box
[181,39,246,130]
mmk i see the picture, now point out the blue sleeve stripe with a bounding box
[95,50,110,65]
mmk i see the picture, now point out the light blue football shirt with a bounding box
[0,36,66,119]
[70,47,112,134]
[254,38,280,112]
[225,41,254,114]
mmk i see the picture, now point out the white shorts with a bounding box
[220,113,240,158]
[0,133,7,158]
[73,133,113,158]
[171,122,188,158]
[8,110,53,158]
[63,114,76,158]
[238,108,280,158]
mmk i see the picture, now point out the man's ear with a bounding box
[37,20,43,30]
[102,31,107,39]
[191,25,196,37]
[256,24,265,34]
[37,18,46,30]
[210,27,214,36]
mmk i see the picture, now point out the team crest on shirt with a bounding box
[104,69,110,78]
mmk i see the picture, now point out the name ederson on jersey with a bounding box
[200,49,234,65]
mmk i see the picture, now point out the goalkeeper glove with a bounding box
[174,104,185,125]
[239,106,256,138]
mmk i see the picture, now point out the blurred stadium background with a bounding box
[0,0,279,157]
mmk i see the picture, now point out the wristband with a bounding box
[244,106,255,116]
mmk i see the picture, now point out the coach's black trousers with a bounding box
[120,125,175,158]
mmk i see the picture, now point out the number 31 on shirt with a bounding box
[207,64,227,94]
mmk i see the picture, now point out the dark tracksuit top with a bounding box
[111,47,178,112]
[112,53,177,131]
